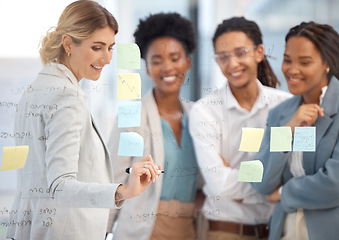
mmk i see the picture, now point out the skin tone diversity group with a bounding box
[6,0,339,240]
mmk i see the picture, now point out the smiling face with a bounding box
[282,36,328,102]
[214,31,264,91]
[145,36,191,96]
[63,26,116,81]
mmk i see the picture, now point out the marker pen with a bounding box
[125,167,165,174]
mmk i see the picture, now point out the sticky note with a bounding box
[0,225,6,239]
[270,126,292,152]
[117,73,141,100]
[118,101,142,128]
[117,43,141,69]
[1,146,29,171]
[237,160,263,182]
[239,128,264,152]
[293,127,316,152]
[118,132,144,156]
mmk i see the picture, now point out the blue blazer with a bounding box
[252,78,339,240]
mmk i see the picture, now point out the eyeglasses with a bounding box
[214,46,257,65]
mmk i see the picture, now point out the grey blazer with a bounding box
[252,78,339,240]
[7,64,121,240]
[107,90,193,240]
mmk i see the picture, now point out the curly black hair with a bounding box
[134,12,196,59]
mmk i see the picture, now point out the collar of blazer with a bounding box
[277,78,339,175]
[142,89,192,169]
[278,77,339,126]
[40,63,80,86]
[39,63,113,179]
[313,78,339,152]
[321,77,339,117]
[39,63,86,99]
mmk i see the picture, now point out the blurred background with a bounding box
[1,0,338,238]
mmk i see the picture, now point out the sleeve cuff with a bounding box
[113,184,124,209]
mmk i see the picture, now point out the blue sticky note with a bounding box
[118,132,144,156]
[118,101,142,128]
[293,127,316,152]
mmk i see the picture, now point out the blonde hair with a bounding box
[39,0,118,65]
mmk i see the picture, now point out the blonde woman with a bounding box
[7,1,159,239]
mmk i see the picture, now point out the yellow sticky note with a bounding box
[270,126,292,152]
[117,43,141,69]
[117,73,141,100]
[239,128,264,152]
[1,146,29,171]
[237,160,263,182]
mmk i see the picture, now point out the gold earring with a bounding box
[67,52,71,57]
[326,67,330,73]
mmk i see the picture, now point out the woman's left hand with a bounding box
[116,155,159,201]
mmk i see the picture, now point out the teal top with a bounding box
[159,112,199,202]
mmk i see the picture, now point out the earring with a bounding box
[326,67,330,73]
[67,52,71,57]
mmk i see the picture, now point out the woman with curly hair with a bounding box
[107,12,200,240]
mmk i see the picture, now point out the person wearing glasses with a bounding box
[189,17,291,240]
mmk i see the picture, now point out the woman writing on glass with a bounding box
[252,22,339,240]
[7,1,158,239]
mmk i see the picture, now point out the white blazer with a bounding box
[7,64,121,240]
[107,90,192,240]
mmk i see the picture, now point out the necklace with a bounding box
[159,110,183,120]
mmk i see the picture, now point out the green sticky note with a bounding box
[1,146,29,171]
[237,160,263,182]
[239,128,264,152]
[270,126,292,152]
[0,224,6,239]
[117,43,141,69]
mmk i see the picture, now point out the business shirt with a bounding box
[7,63,121,240]
[159,113,198,202]
[189,80,291,224]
